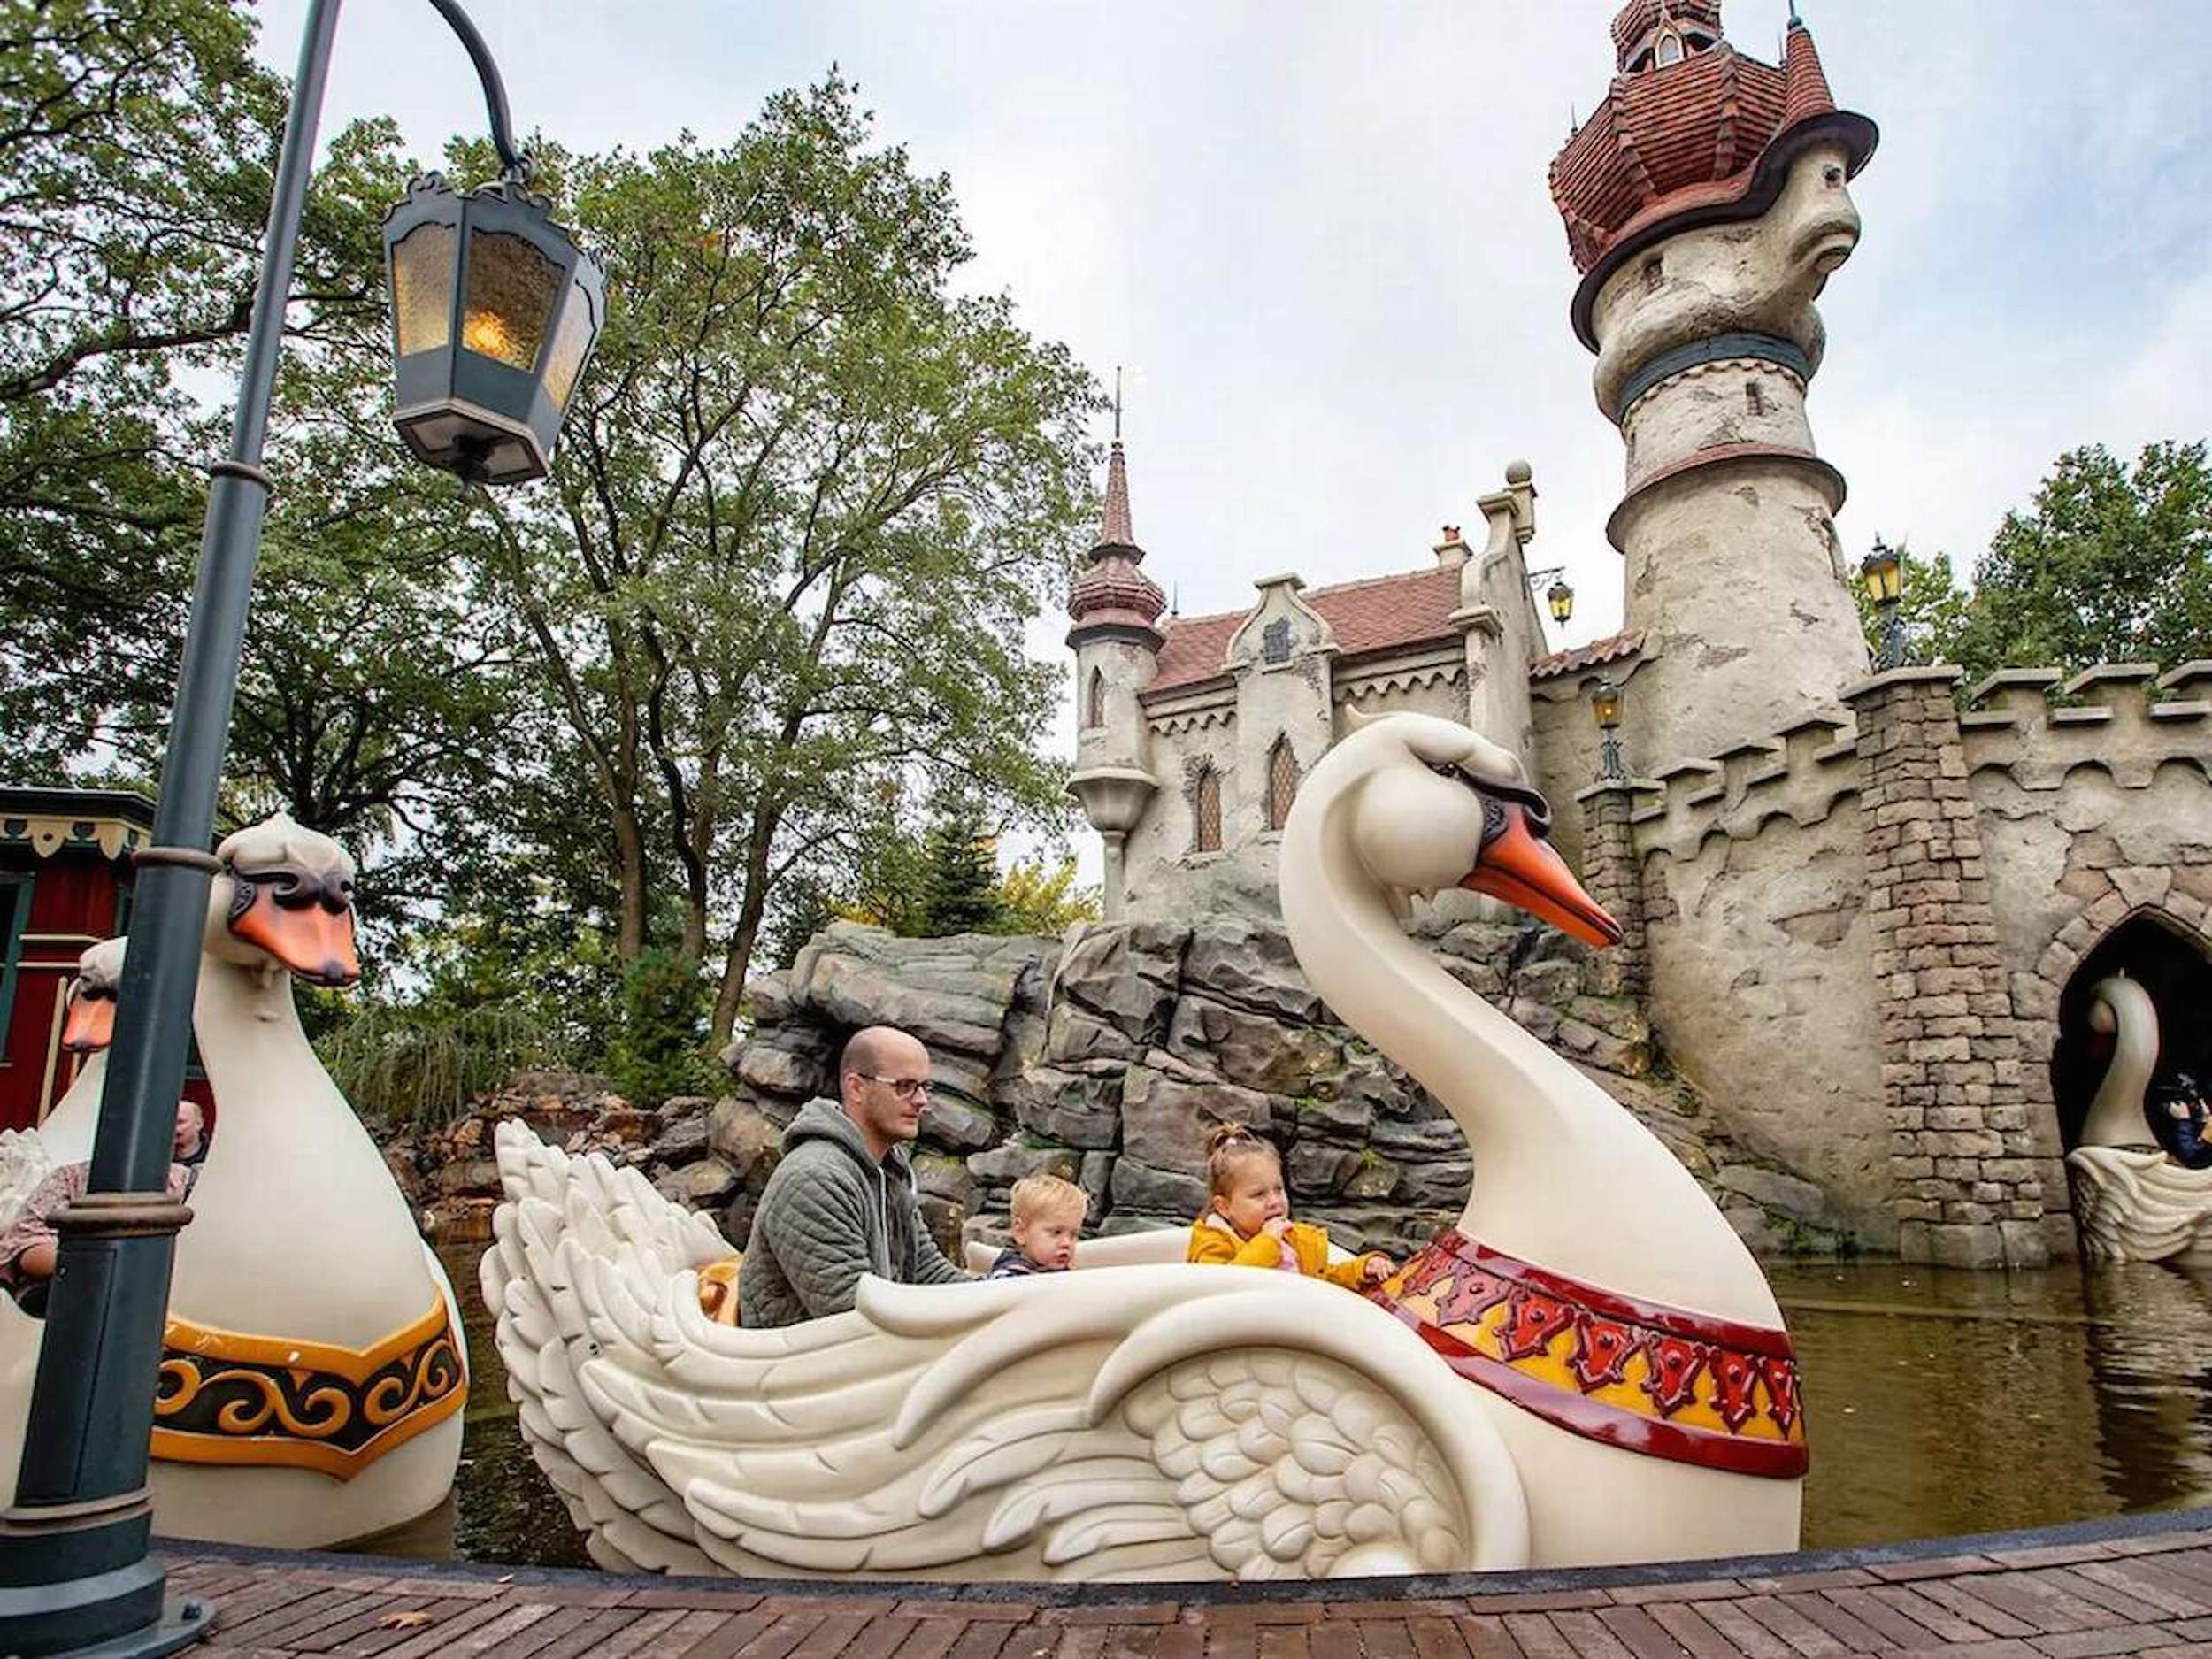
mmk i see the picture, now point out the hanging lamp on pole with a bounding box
[0,3,599,1655]
[382,173,604,484]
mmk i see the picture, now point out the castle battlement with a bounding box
[1626,711,1862,862]
[1961,660,2212,791]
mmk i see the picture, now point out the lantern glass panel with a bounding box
[540,287,598,411]
[1593,682,1623,728]
[1548,581,1575,625]
[390,222,456,357]
[462,231,562,371]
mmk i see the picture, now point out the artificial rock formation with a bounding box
[716,918,1847,1261]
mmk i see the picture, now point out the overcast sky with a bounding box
[253,0,2212,864]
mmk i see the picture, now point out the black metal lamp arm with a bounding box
[423,0,534,180]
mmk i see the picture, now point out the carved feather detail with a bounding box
[483,1121,1529,1581]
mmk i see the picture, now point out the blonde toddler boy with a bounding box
[987,1173,1087,1277]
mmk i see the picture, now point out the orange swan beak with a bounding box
[61,989,116,1054]
[229,879,362,987]
[1459,803,1624,949]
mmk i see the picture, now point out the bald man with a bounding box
[739,1025,973,1326]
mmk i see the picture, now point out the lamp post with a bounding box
[0,5,600,1655]
[1860,537,1906,672]
[1593,679,1626,781]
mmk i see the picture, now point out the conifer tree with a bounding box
[918,810,1003,937]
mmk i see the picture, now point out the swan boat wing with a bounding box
[484,1121,1529,1582]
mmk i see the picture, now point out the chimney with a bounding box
[1434,524,1470,570]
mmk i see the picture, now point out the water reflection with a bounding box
[1775,1259,2212,1548]
[355,1248,2212,1567]
[360,1245,591,1569]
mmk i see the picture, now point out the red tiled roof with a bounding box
[1531,630,1641,681]
[1142,566,1467,699]
[1550,45,1789,276]
[1781,21,1839,127]
[1611,0,1723,63]
[1146,612,1242,695]
[1550,20,1870,283]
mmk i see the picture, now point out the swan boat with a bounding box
[0,936,126,1225]
[2068,973,2212,1264]
[484,712,1806,1578]
[0,815,465,1546]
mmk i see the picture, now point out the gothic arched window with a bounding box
[1266,737,1299,833]
[1655,28,1685,65]
[1194,766,1223,853]
[1087,667,1107,730]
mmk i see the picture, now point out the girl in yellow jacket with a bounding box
[1186,1124,1395,1289]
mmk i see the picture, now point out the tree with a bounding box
[918,809,1002,936]
[995,856,1100,934]
[0,2,403,773]
[467,82,1096,1042]
[1950,442,2212,681]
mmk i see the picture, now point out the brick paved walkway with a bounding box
[161,1512,2212,1659]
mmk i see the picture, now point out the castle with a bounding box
[1066,1,2212,1269]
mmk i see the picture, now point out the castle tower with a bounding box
[1551,2,1878,767]
[1066,433,1165,920]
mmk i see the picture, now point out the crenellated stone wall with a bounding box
[1572,656,2212,1265]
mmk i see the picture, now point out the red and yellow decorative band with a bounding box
[1370,1230,1808,1480]
[151,1299,466,1481]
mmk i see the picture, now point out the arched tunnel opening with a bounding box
[2053,911,2212,1157]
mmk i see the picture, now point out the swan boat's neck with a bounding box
[2079,977,2161,1150]
[1280,777,1783,1329]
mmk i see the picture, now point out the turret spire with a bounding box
[1099,437,1135,552]
[1068,388,1164,644]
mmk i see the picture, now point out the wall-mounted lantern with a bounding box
[1859,537,1906,670]
[1593,678,1625,780]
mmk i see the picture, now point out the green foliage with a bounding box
[7,41,1098,1060]
[459,81,1096,1037]
[995,857,1101,934]
[918,810,1003,936]
[317,998,568,1130]
[603,949,715,1109]
[1854,441,2212,687]
[1950,442,2212,681]
[833,816,1095,942]
[0,1,407,775]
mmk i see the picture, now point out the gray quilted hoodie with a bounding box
[738,1097,971,1327]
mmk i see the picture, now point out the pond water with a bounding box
[354,1248,2212,1570]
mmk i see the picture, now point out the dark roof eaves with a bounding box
[1568,108,1880,352]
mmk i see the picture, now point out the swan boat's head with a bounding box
[1309,710,1619,947]
[204,812,362,987]
[60,936,128,1053]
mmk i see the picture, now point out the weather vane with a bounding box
[1113,365,1124,442]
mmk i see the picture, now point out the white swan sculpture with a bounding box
[2068,973,2212,1264]
[0,814,465,1547]
[0,937,127,1225]
[484,711,1805,1578]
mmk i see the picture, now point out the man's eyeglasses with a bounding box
[858,1074,930,1099]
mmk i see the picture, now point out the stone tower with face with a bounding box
[1550,1,1879,771]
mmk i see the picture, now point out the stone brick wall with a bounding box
[1574,780,1649,997]
[1846,667,2047,1268]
